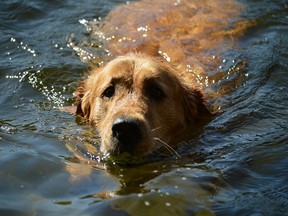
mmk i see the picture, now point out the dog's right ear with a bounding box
[75,80,87,117]
[75,65,108,123]
[75,67,103,120]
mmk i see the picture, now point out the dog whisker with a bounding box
[151,126,162,132]
[153,137,181,159]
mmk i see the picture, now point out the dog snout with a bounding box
[111,117,143,155]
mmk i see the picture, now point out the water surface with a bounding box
[0,0,288,215]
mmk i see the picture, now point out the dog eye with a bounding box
[102,86,115,99]
[148,86,165,100]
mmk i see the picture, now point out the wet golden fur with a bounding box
[74,0,252,157]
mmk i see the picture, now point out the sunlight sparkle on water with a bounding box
[6,37,68,108]
[144,201,150,206]
[158,51,171,62]
[10,37,37,56]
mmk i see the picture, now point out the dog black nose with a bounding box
[111,117,143,155]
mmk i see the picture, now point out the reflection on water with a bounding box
[0,0,288,215]
[5,37,73,108]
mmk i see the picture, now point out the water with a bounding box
[0,0,288,215]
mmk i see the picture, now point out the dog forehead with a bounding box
[103,57,134,76]
[102,56,168,83]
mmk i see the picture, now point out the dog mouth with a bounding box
[94,115,183,164]
[66,117,181,165]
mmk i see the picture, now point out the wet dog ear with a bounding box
[75,80,88,117]
[75,67,104,120]
[75,74,96,118]
[181,83,212,123]
[192,88,212,117]
[160,61,212,122]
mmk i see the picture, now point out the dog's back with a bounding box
[93,0,250,74]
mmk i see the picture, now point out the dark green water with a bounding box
[0,0,288,215]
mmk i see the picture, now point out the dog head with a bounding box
[76,53,211,157]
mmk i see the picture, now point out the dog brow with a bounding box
[110,75,133,85]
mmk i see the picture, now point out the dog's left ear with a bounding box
[181,83,212,122]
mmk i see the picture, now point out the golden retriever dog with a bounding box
[72,0,253,159]
[76,53,211,157]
